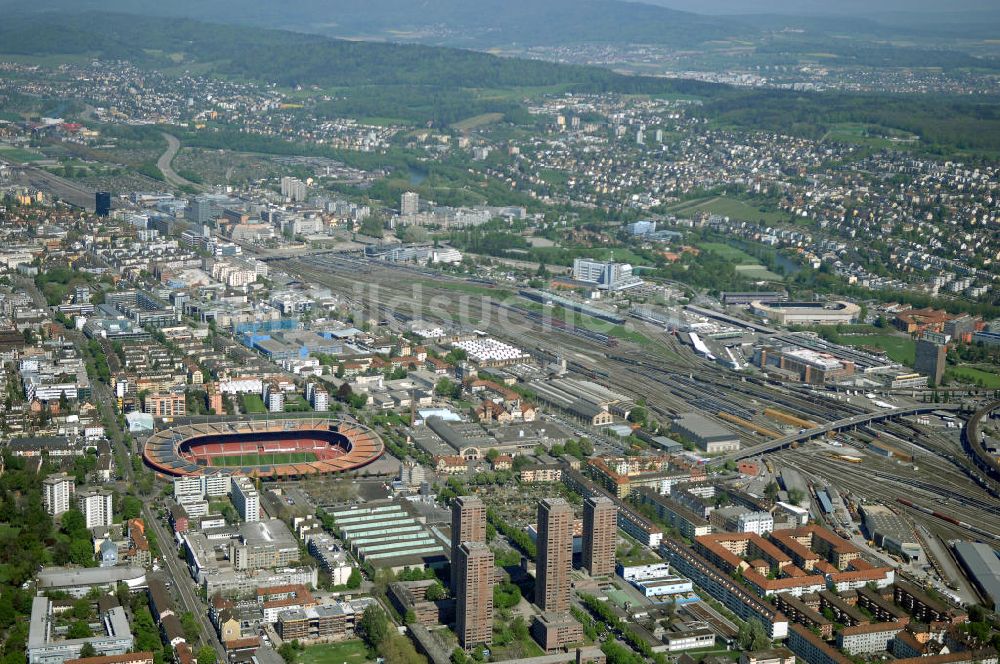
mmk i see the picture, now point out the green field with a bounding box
[735,264,784,281]
[822,122,919,148]
[835,333,916,366]
[213,451,317,467]
[241,394,267,414]
[668,196,789,225]
[0,144,46,163]
[451,111,504,132]
[698,242,784,282]
[698,241,757,262]
[297,640,370,664]
[948,366,1000,388]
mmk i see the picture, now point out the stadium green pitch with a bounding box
[212,452,318,466]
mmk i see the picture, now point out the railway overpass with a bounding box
[708,403,963,467]
[962,400,1000,483]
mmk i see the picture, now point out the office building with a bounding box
[914,338,947,386]
[95,192,112,217]
[581,497,616,577]
[143,392,186,417]
[77,489,114,529]
[43,473,75,516]
[455,542,493,650]
[536,498,573,612]
[231,476,260,522]
[451,496,486,591]
[401,192,419,216]
[571,258,642,291]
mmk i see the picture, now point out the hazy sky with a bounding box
[644,0,998,15]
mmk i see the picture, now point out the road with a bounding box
[145,503,228,661]
[157,133,204,191]
[14,277,224,658]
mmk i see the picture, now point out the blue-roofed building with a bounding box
[816,490,834,515]
[954,541,1000,611]
[99,539,119,568]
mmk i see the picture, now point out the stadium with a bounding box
[142,419,384,479]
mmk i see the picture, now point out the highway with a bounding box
[709,403,963,466]
[157,133,204,191]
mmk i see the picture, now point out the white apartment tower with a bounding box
[43,473,75,516]
[401,191,419,216]
[231,476,261,522]
[77,489,114,528]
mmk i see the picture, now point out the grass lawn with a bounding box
[834,333,916,366]
[451,112,504,132]
[213,451,318,467]
[682,648,740,662]
[0,144,46,163]
[241,394,267,414]
[414,278,511,299]
[672,196,789,225]
[297,640,370,664]
[735,264,784,281]
[948,366,1000,388]
[822,122,918,149]
[697,241,757,262]
[544,305,653,347]
[284,395,313,413]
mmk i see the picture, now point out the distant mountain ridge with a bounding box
[0,0,749,47]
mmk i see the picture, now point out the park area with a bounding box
[298,641,370,664]
[698,242,784,282]
[833,332,916,365]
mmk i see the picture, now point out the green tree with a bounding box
[196,646,217,664]
[181,612,201,643]
[68,621,92,639]
[357,605,390,650]
[278,643,297,664]
[424,581,445,601]
[738,619,771,651]
[69,539,95,567]
[121,496,143,520]
[79,643,97,658]
[61,510,87,537]
[72,598,90,620]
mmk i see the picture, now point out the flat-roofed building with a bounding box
[671,413,740,453]
[231,476,260,523]
[582,497,616,577]
[43,473,75,516]
[28,598,134,664]
[455,542,493,650]
[451,496,486,591]
[536,498,573,613]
